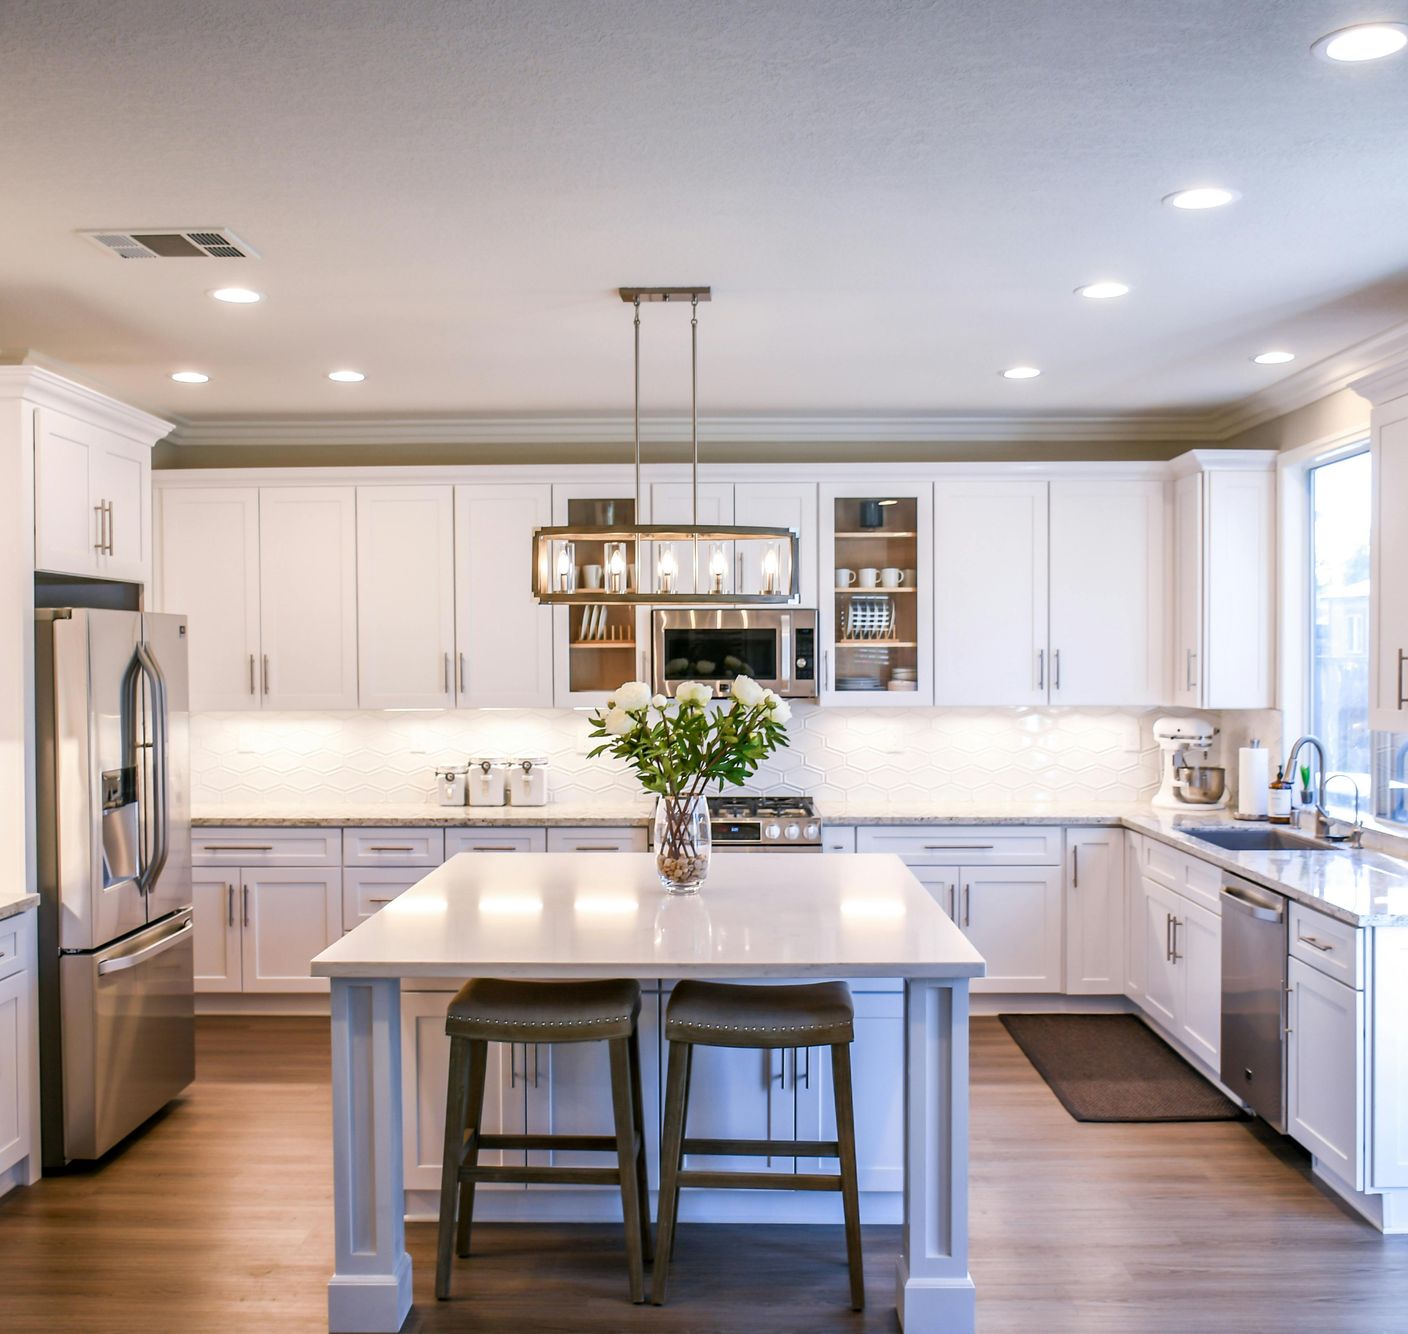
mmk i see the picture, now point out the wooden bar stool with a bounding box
[651,979,863,1309]
[435,977,653,1304]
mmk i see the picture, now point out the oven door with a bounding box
[652,609,816,699]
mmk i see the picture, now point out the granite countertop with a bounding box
[0,889,40,923]
[192,801,657,828]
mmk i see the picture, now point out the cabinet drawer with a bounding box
[343,866,436,930]
[822,827,857,854]
[343,828,445,867]
[1289,902,1363,989]
[1139,837,1223,913]
[545,827,647,854]
[444,828,548,856]
[193,827,342,866]
[855,825,1063,865]
[0,923,21,982]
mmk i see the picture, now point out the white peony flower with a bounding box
[675,681,713,708]
[651,694,668,709]
[767,697,792,724]
[602,707,639,736]
[610,680,652,712]
[730,675,766,708]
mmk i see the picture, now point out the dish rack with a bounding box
[841,595,894,642]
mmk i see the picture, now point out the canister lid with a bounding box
[467,756,507,770]
[435,764,469,776]
[513,756,550,768]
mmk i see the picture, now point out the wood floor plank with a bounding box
[0,1016,1403,1332]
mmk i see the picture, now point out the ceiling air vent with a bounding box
[79,228,260,259]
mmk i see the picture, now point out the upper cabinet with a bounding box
[1048,479,1167,705]
[34,405,161,584]
[818,483,934,705]
[1169,455,1276,710]
[1359,372,1408,730]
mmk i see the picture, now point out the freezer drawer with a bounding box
[59,910,195,1161]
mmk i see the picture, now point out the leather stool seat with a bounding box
[447,977,641,1043]
[664,979,853,1048]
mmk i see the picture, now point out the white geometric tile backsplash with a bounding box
[191,705,1283,810]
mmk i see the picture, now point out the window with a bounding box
[1308,450,1371,818]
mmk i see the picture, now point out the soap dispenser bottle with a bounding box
[1268,765,1293,824]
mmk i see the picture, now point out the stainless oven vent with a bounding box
[79,228,260,260]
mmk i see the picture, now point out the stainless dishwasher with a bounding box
[1220,878,1288,1131]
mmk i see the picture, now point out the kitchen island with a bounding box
[311,851,984,1333]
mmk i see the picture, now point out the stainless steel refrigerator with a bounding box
[35,608,195,1167]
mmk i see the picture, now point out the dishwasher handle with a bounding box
[1220,883,1285,923]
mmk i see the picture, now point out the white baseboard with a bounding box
[195,993,331,1017]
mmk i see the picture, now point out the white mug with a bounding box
[835,568,857,587]
[857,567,880,588]
[880,567,905,588]
[582,564,604,589]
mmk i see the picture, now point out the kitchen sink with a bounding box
[1183,827,1333,852]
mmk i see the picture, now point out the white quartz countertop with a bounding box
[0,889,39,923]
[312,851,986,981]
[192,801,658,828]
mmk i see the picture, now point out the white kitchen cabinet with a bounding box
[1048,478,1166,704]
[1288,956,1363,1185]
[933,479,1049,705]
[1170,459,1276,709]
[239,867,342,994]
[34,405,153,583]
[1139,875,1220,1068]
[544,827,649,854]
[910,864,957,920]
[1064,828,1125,995]
[1141,880,1181,1029]
[191,871,242,993]
[734,481,818,606]
[258,487,359,709]
[1123,834,1147,1002]
[455,484,555,709]
[819,483,934,705]
[680,1042,792,1172]
[959,866,1063,994]
[444,828,548,856]
[1370,397,1408,729]
[0,965,32,1178]
[1371,929,1408,1191]
[156,487,262,710]
[357,486,455,709]
[822,826,857,855]
[342,866,433,931]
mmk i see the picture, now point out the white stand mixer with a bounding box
[1152,716,1229,810]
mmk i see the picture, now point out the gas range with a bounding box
[706,795,822,851]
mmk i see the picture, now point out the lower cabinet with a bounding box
[1287,956,1364,1186]
[1140,877,1221,1067]
[1064,828,1125,995]
[1123,834,1147,1002]
[0,965,33,1178]
[343,866,435,930]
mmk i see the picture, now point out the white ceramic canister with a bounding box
[466,757,508,807]
[435,765,469,806]
[508,756,549,806]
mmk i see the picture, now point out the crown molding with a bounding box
[0,365,172,444]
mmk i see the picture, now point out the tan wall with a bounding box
[1224,388,1370,453]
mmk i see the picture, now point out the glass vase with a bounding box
[654,794,712,894]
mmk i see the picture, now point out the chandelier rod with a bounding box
[633,295,641,522]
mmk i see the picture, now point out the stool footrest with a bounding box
[460,1164,623,1187]
[682,1137,840,1160]
[677,1168,843,1192]
[475,1132,629,1154]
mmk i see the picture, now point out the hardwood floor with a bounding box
[1,1016,1405,1332]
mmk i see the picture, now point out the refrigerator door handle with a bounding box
[97,920,194,975]
[135,641,170,897]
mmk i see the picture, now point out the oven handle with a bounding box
[779,615,792,693]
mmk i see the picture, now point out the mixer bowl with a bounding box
[1176,765,1227,805]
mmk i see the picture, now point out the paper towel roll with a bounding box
[1238,747,1270,818]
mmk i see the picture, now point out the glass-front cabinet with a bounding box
[818,483,933,705]
[551,483,653,707]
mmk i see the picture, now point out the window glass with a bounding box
[1309,450,1371,818]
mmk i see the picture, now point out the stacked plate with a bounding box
[843,595,894,641]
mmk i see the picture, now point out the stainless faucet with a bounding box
[1283,735,1331,837]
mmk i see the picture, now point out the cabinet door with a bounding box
[1171,471,1203,710]
[0,967,31,1176]
[1372,407,1408,729]
[259,488,359,709]
[1064,829,1125,995]
[1204,470,1275,708]
[1287,957,1363,1186]
[401,991,525,1192]
[192,871,242,993]
[156,488,262,711]
[239,868,341,993]
[342,866,433,931]
[933,480,1049,705]
[1049,479,1166,704]
[675,1032,791,1172]
[960,865,1062,994]
[356,486,455,708]
[648,481,734,595]
[1174,895,1221,1067]
[1123,836,1147,1002]
[33,406,99,576]
[455,484,554,708]
[734,482,819,606]
[908,864,957,920]
[90,432,151,582]
[1141,881,1179,1029]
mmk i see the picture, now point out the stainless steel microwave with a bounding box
[651,608,817,700]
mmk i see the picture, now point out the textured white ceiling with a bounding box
[2,0,1407,430]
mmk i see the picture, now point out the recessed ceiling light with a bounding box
[209,287,263,304]
[1001,366,1042,380]
[1163,186,1240,211]
[170,370,209,383]
[1075,280,1130,300]
[1313,22,1408,62]
[327,369,366,382]
[1252,350,1295,365]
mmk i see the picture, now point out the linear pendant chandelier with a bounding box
[530,286,799,605]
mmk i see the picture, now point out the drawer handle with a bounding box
[202,844,274,852]
[573,845,619,852]
[367,846,416,853]
[367,897,397,904]
[1297,934,1334,953]
[923,844,993,851]
[471,845,518,852]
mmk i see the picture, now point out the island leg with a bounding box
[328,976,414,1333]
[897,978,975,1333]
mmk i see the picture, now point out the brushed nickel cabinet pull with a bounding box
[1285,984,1295,1037]
[963,884,971,927]
[1399,648,1407,709]
[443,652,451,693]
[458,652,466,694]
[262,654,270,695]
[1297,934,1334,953]
[1053,648,1061,691]
[471,844,518,852]
[93,502,107,552]
[1186,648,1197,692]
[923,844,992,851]
[368,845,415,853]
[368,896,396,905]
[226,884,234,927]
[203,844,273,852]
[1170,916,1182,963]
[1037,648,1045,691]
[242,885,250,928]
[248,653,256,695]
[1072,846,1079,888]
[105,500,115,554]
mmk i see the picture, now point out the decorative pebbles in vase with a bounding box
[587,677,792,894]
